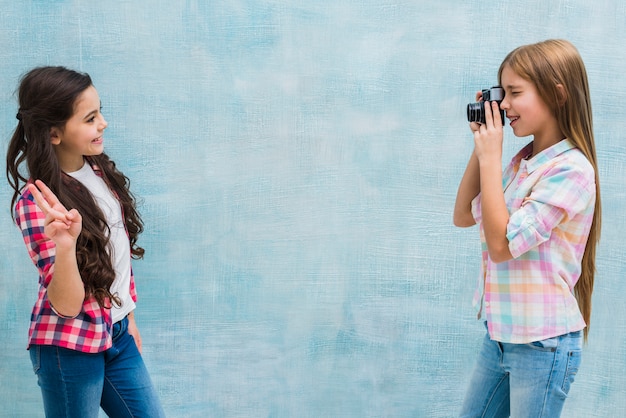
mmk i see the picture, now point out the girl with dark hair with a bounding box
[6,66,165,417]
[454,39,601,417]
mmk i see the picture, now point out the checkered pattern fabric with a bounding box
[14,161,137,353]
[471,140,595,344]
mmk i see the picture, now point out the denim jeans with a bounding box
[459,323,582,418]
[30,316,165,418]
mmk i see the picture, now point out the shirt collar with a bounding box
[514,139,576,174]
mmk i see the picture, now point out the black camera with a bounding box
[467,86,505,124]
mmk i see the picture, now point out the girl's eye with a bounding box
[87,116,95,123]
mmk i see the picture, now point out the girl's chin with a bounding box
[510,126,528,138]
[86,148,105,156]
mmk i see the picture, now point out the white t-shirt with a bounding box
[68,161,135,323]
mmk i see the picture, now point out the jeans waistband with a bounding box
[483,321,584,340]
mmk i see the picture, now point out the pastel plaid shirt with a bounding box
[14,161,137,353]
[471,139,595,344]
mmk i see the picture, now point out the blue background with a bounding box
[1,1,625,417]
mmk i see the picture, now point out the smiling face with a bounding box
[499,64,563,147]
[51,85,107,172]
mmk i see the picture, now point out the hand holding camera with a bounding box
[468,88,506,165]
[467,86,505,124]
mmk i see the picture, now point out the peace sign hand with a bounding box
[28,180,83,249]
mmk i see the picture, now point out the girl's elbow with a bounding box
[488,246,514,263]
[453,212,476,228]
[50,301,83,319]
[454,219,473,228]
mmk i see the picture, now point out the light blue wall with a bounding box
[1,1,625,417]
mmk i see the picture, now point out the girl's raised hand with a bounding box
[28,180,82,248]
[473,99,504,164]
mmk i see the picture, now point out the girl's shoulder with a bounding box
[531,140,594,177]
[538,147,596,194]
[14,181,41,227]
[16,180,36,204]
[554,146,594,176]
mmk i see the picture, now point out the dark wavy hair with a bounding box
[6,66,144,308]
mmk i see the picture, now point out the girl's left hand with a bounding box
[127,312,143,354]
[472,100,504,164]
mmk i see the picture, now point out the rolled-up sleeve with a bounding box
[506,162,595,259]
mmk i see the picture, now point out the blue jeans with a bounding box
[30,316,165,418]
[459,324,582,417]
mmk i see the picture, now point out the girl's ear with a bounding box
[556,84,567,107]
[50,127,61,145]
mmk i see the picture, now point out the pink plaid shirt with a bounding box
[14,160,137,353]
[471,139,595,344]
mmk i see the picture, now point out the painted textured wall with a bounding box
[1,1,625,417]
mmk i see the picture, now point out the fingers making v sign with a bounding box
[28,180,83,249]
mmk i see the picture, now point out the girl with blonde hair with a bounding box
[454,39,601,417]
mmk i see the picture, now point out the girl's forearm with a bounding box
[453,151,481,227]
[47,245,85,318]
[478,160,513,263]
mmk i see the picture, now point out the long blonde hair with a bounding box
[498,39,601,340]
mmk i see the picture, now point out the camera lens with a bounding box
[466,102,485,124]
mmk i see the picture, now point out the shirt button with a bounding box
[485,302,490,307]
